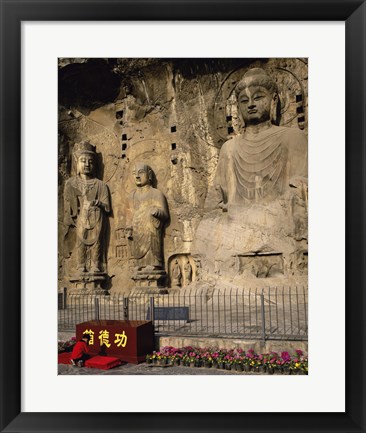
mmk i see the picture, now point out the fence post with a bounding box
[62,287,67,310]
[63,287,67,309]
[94,297,100,320]
[123,297,129,320]
[260,290,266,342]
[149,297,155,323]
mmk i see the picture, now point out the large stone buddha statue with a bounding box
[193,68,308,282]
[212,67,307,211]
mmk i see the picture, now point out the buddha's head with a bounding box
[235,68,278,126]
[133,163,153,187]
[74,141,96,177]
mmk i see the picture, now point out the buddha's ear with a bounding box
[270,93,281,125]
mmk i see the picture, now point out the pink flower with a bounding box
[281,351,291,362]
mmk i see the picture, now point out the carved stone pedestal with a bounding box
[131,268,168,294]
[69,272,108,295]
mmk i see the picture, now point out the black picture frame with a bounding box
[0,1,365,432]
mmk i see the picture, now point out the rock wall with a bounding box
[58,58,308,294]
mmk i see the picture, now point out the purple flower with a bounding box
[281,351,291,362]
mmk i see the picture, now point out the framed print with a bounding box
[0,1,365,432]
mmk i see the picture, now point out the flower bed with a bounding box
[58,337,76,353]
[146,346,308,374]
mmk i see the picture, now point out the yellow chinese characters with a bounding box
[83,328,127,348]
[83,329,95,345]
[114,331,128,348]
[98,330,111,348]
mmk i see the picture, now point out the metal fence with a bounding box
[58,287,308,341]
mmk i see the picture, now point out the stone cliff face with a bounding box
[58,58,308,293]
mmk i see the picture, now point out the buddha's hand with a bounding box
[219,203,228,212]
[90,199,100,207]
[150,207,160,217]
[126,228,133,240]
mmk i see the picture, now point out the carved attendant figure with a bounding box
[171,259,182,286]
[212,68,307,214]
[183,258,192,285]
[64,141,111,274]
[126,163,169,271]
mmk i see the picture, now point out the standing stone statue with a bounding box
[126,163,169,289]
[171,259,182,286]
[183,258,192,285]
[64,141,111,278]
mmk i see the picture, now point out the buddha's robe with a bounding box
[213,126,307,208]
[64,176,110,270]
[127,186,169,269]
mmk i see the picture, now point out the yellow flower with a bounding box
[295,362,300,368]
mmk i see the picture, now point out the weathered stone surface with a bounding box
[58,58,308,293]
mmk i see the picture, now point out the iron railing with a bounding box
[58,287,308,341]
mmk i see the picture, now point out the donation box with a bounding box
[76,320,154,364]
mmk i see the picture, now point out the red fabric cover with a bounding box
[58,352,121,370]
[58,352,72,364]
[71,340,89,360]
[85,356,122,370]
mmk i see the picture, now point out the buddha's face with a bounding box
[238,85,276,125]
[134,165,150,187]
[77,153,95,176]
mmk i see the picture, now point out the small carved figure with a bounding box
[126,163,169,272]
[64,141,111,274]
[171,259,182,286]
[183,258,192,285]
